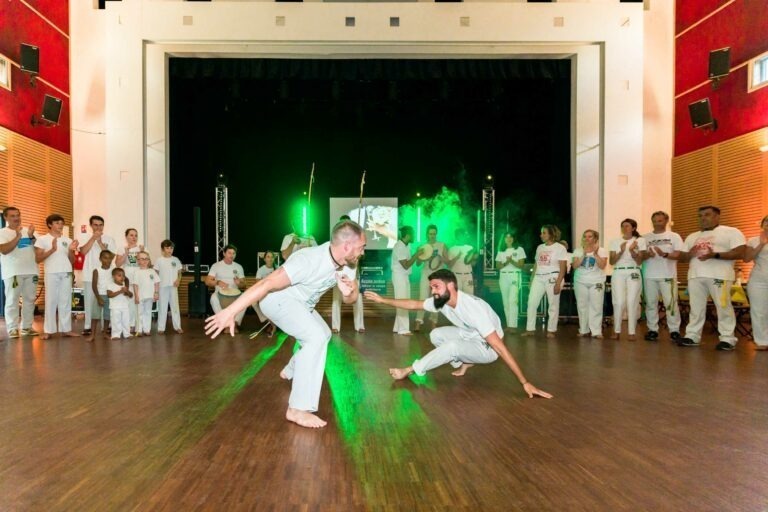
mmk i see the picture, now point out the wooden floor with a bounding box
[1,315,766,512]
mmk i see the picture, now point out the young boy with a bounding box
[107,268,133,339]
[155,240,183,334]
[85,249,115,341]
[133,251,159,336]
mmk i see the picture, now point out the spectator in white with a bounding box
[495,231,526,333]
[744,215,768,350]
[331,215,365,334]
[391,226,419,335]
[642,211,685,342]
[116,228,143,334]
[608,219,647,341]
[572,230,609,338]
[0,207,39,337]
[132,251,159,336]
[522,225,568,338]
[253,250,277,337]
[677,206,746,351]
[446,228,478,295]
[155,239,183,334]
[205,244,246,333]
[414,224,448,331]
[205,220,367,429]
[78,215,117,335]
[364,269,552,401]
[34,214,80,340]
[280,227,317,260]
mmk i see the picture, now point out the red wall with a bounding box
[0,0,70,154]
[675,0,768,156]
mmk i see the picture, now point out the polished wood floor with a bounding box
[0,314,766,512]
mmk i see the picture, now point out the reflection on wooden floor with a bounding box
[0,317,766,511]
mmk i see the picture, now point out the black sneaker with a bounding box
[670,332,681,341]
[644,331,659,341]
[715,341,735,351]
[678,337,700,347]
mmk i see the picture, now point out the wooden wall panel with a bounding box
[672,127,768,283]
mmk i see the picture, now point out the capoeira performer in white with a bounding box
[364,269,552,399]
[608,219,647,341]
[446,228,478,295]
[642,211,685,342]
[522,225,568,338]
[205,220,367,428]
[414,224,447,331]
[677,206,746,351]
[331,215,364,334]
[391,226,419,335]
[745,215,768,350]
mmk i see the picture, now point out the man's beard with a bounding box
[433,291,450,309]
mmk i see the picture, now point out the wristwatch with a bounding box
[714,253,721,259]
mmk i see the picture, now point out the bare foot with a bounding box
[175,329,184,334]
[628,334,637,341]
[286,408,327,428]
[332,329,339,334]
[521,331,535,337]
[396,331,413,336]
[63,331,81,337]
[157,331,165,335]
[546,332,556,339]
[84,335,94,342]
[506,327,519,334]
[41,333,51,340]
[452,363,474,377]
[357,328,365,333]
[279,370,291,380]
[389,367,413,380]
[594,334,604,339]
[610,333,620,340]
[102,332,110,339]
[578,332,591,338]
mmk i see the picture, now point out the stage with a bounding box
[0,317,766,511]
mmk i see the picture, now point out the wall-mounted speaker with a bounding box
[20,44,39,75]
[688,98,717,130]
[31,95,62,127]
[709,47,730,80]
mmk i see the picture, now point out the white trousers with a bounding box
[158,286,181,331]
[644,277,681,332]
[574,280,605,336]
[499,272,521,328]
[110,308,131,338]
[392,273,411,333]
[684,277,737,344]
[44,272,72,334]
[137,298,154,333]
[331,286,364,331]
[210,293,246,325]
[415,269,438,324]
[747,277,768,346]
[454,272,474,295]
[611,269,642,334]
[3,274,37,331]
[83,281,94,325]
[261,295,331,412]
[412,326,498,376]
[526,274,560,332]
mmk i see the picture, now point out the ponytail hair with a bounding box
[621,218,640,239]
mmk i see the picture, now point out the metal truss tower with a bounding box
[482,181,495,272]
[215,177,229,257]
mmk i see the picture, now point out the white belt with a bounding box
[454,271,472,275]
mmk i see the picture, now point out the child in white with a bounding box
[572,230,609,338]
[642,212,685,340]
[155,240,183,334]
[608,219,647,340]
[107,268,133,339]
[415,224,447,330]
[132,251,159,336]
[34,214,79,339]
[679,206,746,349]
[390,227,419,335]
[523,225,568,337]
[206,245,246,328]
[85,249,115,341]
[745,216,768,349]
[495,232,526,331]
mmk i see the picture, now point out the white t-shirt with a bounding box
[78,233,117,280]
[496,247,526,273]
[423,291,503,341]
[133,268,158,300]
[256,265,275,279]
[0,227,38,279]
[155,256,182,287]
[280,234,317,257]
[93,266,113,294]
[107,282,130,310]
[609,237,647,268]
[391,240,412,276]
[270,242,356,309]
[748,236,768,281]
[34,234,73,274]
[685,226,746,281]
[448,244,475,273]
[572,247,609,284]
[642,231,685,279]
[533,243,569,275]
[208,260,245,294]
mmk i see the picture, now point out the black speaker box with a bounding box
[41,95,62,124]
[20,44,39,74]
[709,47,730,80]
[688,98,716,129]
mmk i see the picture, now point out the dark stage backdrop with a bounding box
[169,58,571,273]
